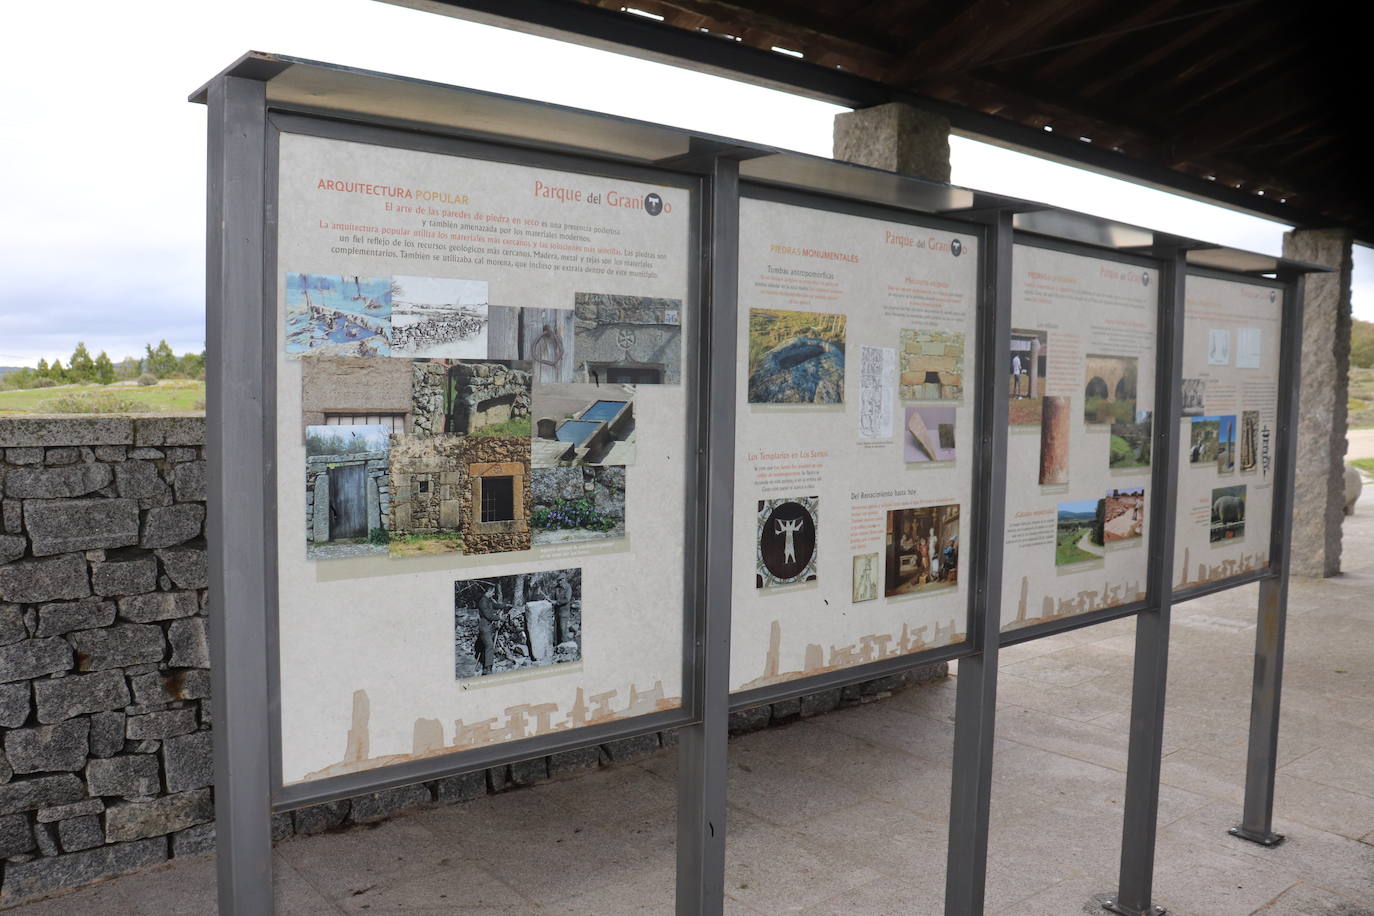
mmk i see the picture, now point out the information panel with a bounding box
[274,131,693,786]
[730,194,978,692]
[1172,274,1281,590]
[1001,243,1157,631]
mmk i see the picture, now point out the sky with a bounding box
[0,0,1368,367]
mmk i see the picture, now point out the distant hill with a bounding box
[0,367,21,378]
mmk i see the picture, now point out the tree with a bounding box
[35,358,49,378]
[146,340,178,378]
[94,351,115,385]
[114,357,140,380]
[177,350,205,379]
[48,359,66,383]
[68,342,95,382]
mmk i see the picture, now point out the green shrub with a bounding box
[30,378,58,389]
[43,392,145,414]
[368,527,390,546]
[136,373,158,387]
[532,497,616,531]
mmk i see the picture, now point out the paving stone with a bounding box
[4,463,113,499]
[4,719,90,773]
[0,534,24,565]
[34,669,129,723]
[172,461,207,502]
[105,788,213,842]
[68,623,164,671]
[140,504,204,549]
[86,754,160,797]
[0,637,73,684]
[0,554,90,603]
[35,798,104,822]
[171,821,215,858]
[88,710,125,758]
[162,731,213,793]
[24,498,139,556]
[57,814,104,852]
[348,784,431,824]
[0,682,29,727]
[433,770,487,803]
[509,757,549,786]
[0,811,34,856]
[292,799,350,835]
[126,708,197,741]
[0,602,25,644]
[770,697,802,723]
[167,617,208,668]
[155,547,207,590]
[90,557,158,597]
[117,590,198,623]
[33,597,116,637]
[113,461,171,500]
[0,836,165,903]
[0,773,86,814]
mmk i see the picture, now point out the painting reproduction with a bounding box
[285,272,391,357]
[858,346,896,439]
[531,382,636,468]
[530,467,625,545]
[573,293,682,384]
[884,504,959,596]
[454,569,581,679]
[1055,499,1104,566]
[747,309,846,404]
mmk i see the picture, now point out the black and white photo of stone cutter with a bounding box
[756,496,819,588]
[454,569,582,679]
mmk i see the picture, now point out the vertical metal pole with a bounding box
[675,157,738,916]
[1230,274,1305,847]
[206,75,276,915]
[1104,248,1186,916]
[944,211,1012,915]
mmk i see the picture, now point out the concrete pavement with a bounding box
[9,499,1372,914]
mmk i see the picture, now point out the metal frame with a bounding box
[199,54,1324,916]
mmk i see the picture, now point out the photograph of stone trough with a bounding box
[573,292,682,384]
[530,466,625,545]
[531,383,635,469]
[284,272,390,357]
[387,275,488,358]
[454,568,581,679]
[747,308,846,404]
[304,425,391,560]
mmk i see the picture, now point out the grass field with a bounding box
[1350,457,1374,476]
[0,380,205,415]
[1055,524,1099,565]
[1350,367,1374,429]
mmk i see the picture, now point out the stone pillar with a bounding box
[833,103,952,182]
[1282,228,1353,577]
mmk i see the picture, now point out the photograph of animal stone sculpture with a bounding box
[756,496,819,588]
[285,272,391,357]
[453,569,582,680]
[304,424,391,560]
[747,309,846,404]
[1210,485,1246,542]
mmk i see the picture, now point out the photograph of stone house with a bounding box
[573,292,683,384]
[454,568,582,679]
[301,357,415,434]
[531,466,626,545]
[388,275,489,358]
[305,425,391,560]
[411,359,533,438]
[532,382,636,468]
[388,433,532,557]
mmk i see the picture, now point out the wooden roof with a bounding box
[406,0,1369,241]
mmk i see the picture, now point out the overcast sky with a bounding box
[1,0,1367,367]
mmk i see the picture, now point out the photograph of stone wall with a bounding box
[388,276,488,358]
[454,569,581,679]
[531,467,625,545]
[410,360,532,439]
[898,329,964,401]
[573,292,682,385]
[304,425,390,560]
[285,272,390,357]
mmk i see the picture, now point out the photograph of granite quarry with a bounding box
[885,504,959,595]
[531,382,636,468]
[304,424,391,560]
[530,467,625,545]
[284,272,391,357]
[572,292,682,384]
[387,275,488,358]
[1102,487,1145,543]
[747,308,846,404]
[453,569,581,679]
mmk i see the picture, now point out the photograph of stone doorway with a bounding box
[454,568,582,680]
[885,504,959,596]
[304,424,391,560]
[573,292,683,385]
[532,382,636,468]
[1008,327,1048,425]
[388,275,489,358]
[1083,353,1138,425]
[410,359,533,439]
[898,328,964,401]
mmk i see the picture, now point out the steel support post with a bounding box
[1103,248,1186,916]
[1230,274,1305,847]
[943,211,1012,915]
[675,156,739,916]
[206,75,276,914]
